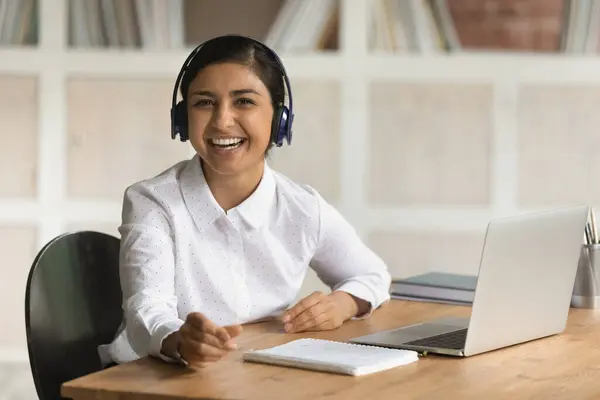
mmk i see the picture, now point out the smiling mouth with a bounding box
[209,137,246,149]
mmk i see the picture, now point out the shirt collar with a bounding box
[179,155,276,232]
[235,162,276,229]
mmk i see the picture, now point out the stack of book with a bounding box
[390,272,477,306]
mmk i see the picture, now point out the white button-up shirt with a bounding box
[99,155,391,365]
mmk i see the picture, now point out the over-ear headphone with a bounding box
[170,34,294,147]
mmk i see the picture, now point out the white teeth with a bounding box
[211,137,243,146]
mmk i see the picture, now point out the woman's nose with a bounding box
[211,103,235,130]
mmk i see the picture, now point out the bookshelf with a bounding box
[1,0,599,362]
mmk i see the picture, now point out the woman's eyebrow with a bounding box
[189,89,261,97]
[231,89,261,96]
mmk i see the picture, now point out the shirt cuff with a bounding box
[334,280,378,320]
[150,319,185,364]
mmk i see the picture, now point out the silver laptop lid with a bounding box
[464,205,589,356]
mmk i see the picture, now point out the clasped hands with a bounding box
[162,291,367,369]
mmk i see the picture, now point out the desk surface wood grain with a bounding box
[62,300,600,400]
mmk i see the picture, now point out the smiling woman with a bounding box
[98,35,392,371]
[186,62,273,178]
[180,35,285,159]
[174,35,288,210]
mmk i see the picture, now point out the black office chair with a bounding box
[25,231,123,400]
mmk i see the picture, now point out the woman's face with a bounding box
[186,62,273,177]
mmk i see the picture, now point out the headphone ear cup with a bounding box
[280,105,291,145]
[173,101,188,142]
[271,106,284,146]
[271,105,291,147]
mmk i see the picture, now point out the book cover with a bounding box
[390,272,478,304]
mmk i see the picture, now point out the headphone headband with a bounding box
[170,35,294,147]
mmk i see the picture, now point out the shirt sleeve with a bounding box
[309,192,392,318]
[118,184,185,363]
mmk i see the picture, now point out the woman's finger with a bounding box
[224,324,243,338]
[293,304,334,332]
[286,301,331,332]
[185,313,233,343]
[282,291,326,323]
[189,340,228,359]
[181,328,225,349]
[310,316,339,332]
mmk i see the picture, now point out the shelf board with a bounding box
[3,47,600,81]
[0,48,343,78]
[366,52,600,83]
[0,199,121,223]
[0,48,46,74]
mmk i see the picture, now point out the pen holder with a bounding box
[571,244,600,308]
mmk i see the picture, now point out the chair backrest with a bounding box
[25,231,123,400]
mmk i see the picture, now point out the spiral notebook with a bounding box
[242,338,419,376]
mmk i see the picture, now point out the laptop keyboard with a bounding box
[404,328,468,349]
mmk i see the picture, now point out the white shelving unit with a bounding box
[0,0,597,362]
[2,0,598,251]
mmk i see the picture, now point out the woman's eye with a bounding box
[236,98,255,106]
[194,99,213,107]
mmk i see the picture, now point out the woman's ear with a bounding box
[264,143,274,159]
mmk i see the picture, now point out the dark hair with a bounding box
[180,36,286,157]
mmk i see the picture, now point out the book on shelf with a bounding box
[68,0,183,49]
[561,0,600,53]
[264,0,339,52]
[1,0,595,54]
[0,0,37,46]
[368,0,461,53]
[4,0,333,51]
[62,0,339,51]
[367,0,600,54]
[390,271,477,306]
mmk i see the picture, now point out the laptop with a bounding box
[350,205,590,357]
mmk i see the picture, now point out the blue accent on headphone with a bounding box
[170,35,294,147]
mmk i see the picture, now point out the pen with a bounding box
[585,223,593,245]
[591,208,598,244]
[585,224,592,245]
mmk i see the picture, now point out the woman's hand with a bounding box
[281,291,370,333]
[162,312,242,369]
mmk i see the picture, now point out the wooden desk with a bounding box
[62,300,600,400]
